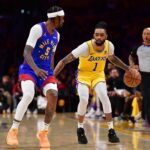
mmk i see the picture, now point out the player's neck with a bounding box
[92,39,105,52]
[45,21,55,34]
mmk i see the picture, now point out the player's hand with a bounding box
[34,67,48,80]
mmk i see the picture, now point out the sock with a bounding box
[41,122,50,131]
[78,122,84,128]
[11,120,20,129]
[107,121,114,130]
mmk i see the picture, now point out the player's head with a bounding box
[93,21,108,46]
[142,27,150,44]
[47,6,65,28]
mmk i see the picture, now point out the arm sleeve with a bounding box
[108,41,115,55]
[53,32,60,52]
[26,24,42,48]
[71,42,89,58]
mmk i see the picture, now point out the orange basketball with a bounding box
[123,69,141,88]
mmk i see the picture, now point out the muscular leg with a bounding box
[37,83,58,147]
[40,83,58,130]
[44,89,58,124]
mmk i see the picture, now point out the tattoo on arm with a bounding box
[24,45,38,71]
[54,53,76,76]
[108,55,129,71]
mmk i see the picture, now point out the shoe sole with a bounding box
[6,136,19,148]
[6,140,19,148]
[109,140,120,143]
[78,141,88,144]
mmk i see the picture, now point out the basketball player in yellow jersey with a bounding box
[54,21,133,144]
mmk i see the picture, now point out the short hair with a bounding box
[47,6,63,14]
[95,21,108,31]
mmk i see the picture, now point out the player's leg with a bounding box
[95,95,103,117]
[37,83,57,147]
[6,80,35,147]
[77,82,89,144]
[94,82,120,143]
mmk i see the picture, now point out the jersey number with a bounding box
[93,63,98,71]
[45,47,50,56]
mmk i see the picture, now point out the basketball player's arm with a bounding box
[108,55,129,71]
[54,53,76,76]
[128,48,139,69]
[24,45,38,71]
[24,45,48,79]
[24,25,48,79]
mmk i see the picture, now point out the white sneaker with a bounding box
[85,108,95,118]
[95,110,103,117]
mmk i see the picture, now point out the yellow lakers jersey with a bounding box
[78,40,109,72]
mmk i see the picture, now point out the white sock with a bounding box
[41,122,50,131]
[78,122,84,128]
[11,120,20,129]
[107,121,114,130]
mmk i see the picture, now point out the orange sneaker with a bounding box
[37,130,50,147]
[6,128,19,147]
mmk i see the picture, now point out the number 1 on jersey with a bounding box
[93,63,98,71]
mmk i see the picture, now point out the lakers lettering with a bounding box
[88,56,107,61]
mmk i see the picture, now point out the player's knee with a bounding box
[79,95,88,106]
[23,91,34,102]
[46,89,58,98]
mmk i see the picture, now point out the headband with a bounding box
[47,10,65,18]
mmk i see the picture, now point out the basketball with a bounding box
[123,69,141,88]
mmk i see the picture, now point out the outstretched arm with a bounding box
[108,55,129,71]
[54,53,76,76]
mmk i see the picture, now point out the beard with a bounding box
[95,39,105,46]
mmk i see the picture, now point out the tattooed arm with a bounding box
[54,53,76,76]
[108,55,129,71]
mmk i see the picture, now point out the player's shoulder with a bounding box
[107,40,114,51]
[30,23,42,32]
[107,40,114,47]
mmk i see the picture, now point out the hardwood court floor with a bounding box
[0,113,150,150]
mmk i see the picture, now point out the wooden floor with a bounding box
[0,113,150,150]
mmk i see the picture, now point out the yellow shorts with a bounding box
[77,71,106,88]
